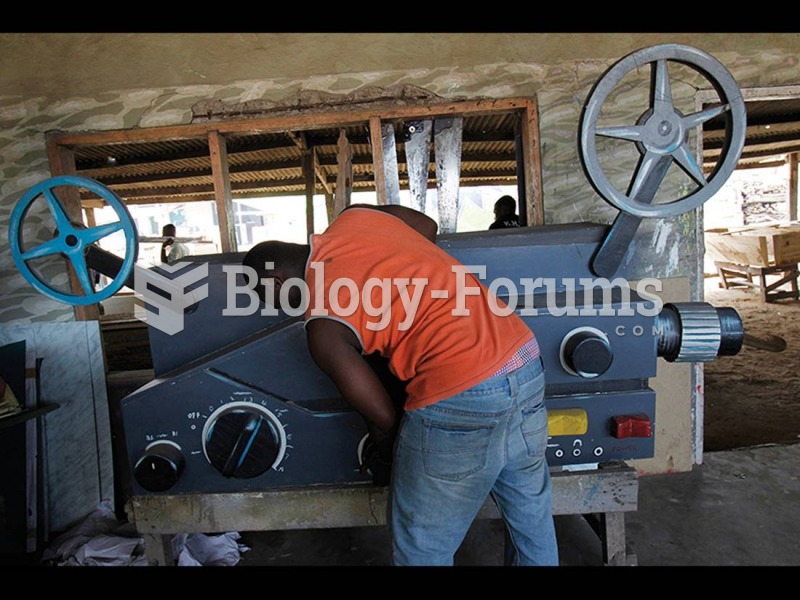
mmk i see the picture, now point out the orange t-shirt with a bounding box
[304,207,534,410]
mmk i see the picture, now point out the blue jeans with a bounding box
[389,358,558,566]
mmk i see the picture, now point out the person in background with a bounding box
[489,195,521,230]
[160,223,189,264]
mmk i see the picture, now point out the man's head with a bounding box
[162,224,177,238]
[242,241,310,310]
[494,196,517,220]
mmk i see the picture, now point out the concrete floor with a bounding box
[236,443,800,566]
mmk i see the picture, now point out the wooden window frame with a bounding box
[46,97,544,320]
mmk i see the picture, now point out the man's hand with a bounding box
[360,432,394,486]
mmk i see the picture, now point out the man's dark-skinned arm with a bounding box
[305,318,398,463]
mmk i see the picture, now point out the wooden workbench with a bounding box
[128,462,639,567]
[715,260,799,302]
[706,223,800,302]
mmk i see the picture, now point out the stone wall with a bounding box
[3,39,799,322]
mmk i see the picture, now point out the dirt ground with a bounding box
[702,275,800,451]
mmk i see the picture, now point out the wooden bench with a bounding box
[715,260,799,303]
[706,223,800,303]
[129,462,639,567]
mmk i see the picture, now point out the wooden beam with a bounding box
[324,192,335,226]
[302,151,315,238]
[320,149,514,168]
[369,116,387,205]
[790,153,798,221]
[312,147,332,196]
[704,119,800,138]
[48,98,532,148]
[208,131,237,253]
[334,129,353,218]
[46,139,100,321]
[79,173,518,208]
[81,159,303,186]
[288,132,307,152]
[83,206,97,228]
[520,99,544,226]
[75,132,514,176]
[723,160,789,171]
[310,129,514,147]
[79,150,514,190]
[291,132,333,205]
[706,142,800,161]
[515,129,527,226]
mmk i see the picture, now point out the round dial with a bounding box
[201,401,285,479]
[134,440,185,492]
[560,327,614,378]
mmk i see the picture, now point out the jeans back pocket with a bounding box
[422,420,496,481]
[520,401,548,459]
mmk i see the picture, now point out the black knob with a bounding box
[562,329,613,378]
[204,406,282,479]
[134,441,185,492]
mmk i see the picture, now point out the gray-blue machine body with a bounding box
[7,45,749,496]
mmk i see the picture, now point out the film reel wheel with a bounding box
[8,175,138,305]
[579,44,747,277]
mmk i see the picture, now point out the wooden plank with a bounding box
[88,159,303,188]
[790,153,798,222]
[706,226,800,267]
[521,99,545,226]
[91,166,518,200]
[142,533,173,566]
[334,129,353,218]
[302,151,315,237]
[598,512,636,566]
[76,132,515,181]
[312,147,332,196]
[369,116,387,205]
[434,117,463,233]
[82,207,97,228]
[129,465,637,534]
[0,404,60,431]
[758,236,769,266]
[380,122,401,205]
[515,129,527,226]
[705,231,771,266]
[46,140,100,321]
[207,131,237,253]
[48,98,532,147]
[774,230,800,264]
[714,261,799,302]
[404,119,433,216]
[79,175,519,208]
[324,192,335,226]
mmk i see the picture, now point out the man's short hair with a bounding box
[494,195,516,212]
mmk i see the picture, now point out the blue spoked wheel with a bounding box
[8,175,138,306]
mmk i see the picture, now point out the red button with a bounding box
[611,414,652,439]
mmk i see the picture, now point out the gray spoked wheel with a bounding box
[580,44,746,218]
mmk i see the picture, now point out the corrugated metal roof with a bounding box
[702,97,800,170]
[69,99,800,206]
[72,112,521,206]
